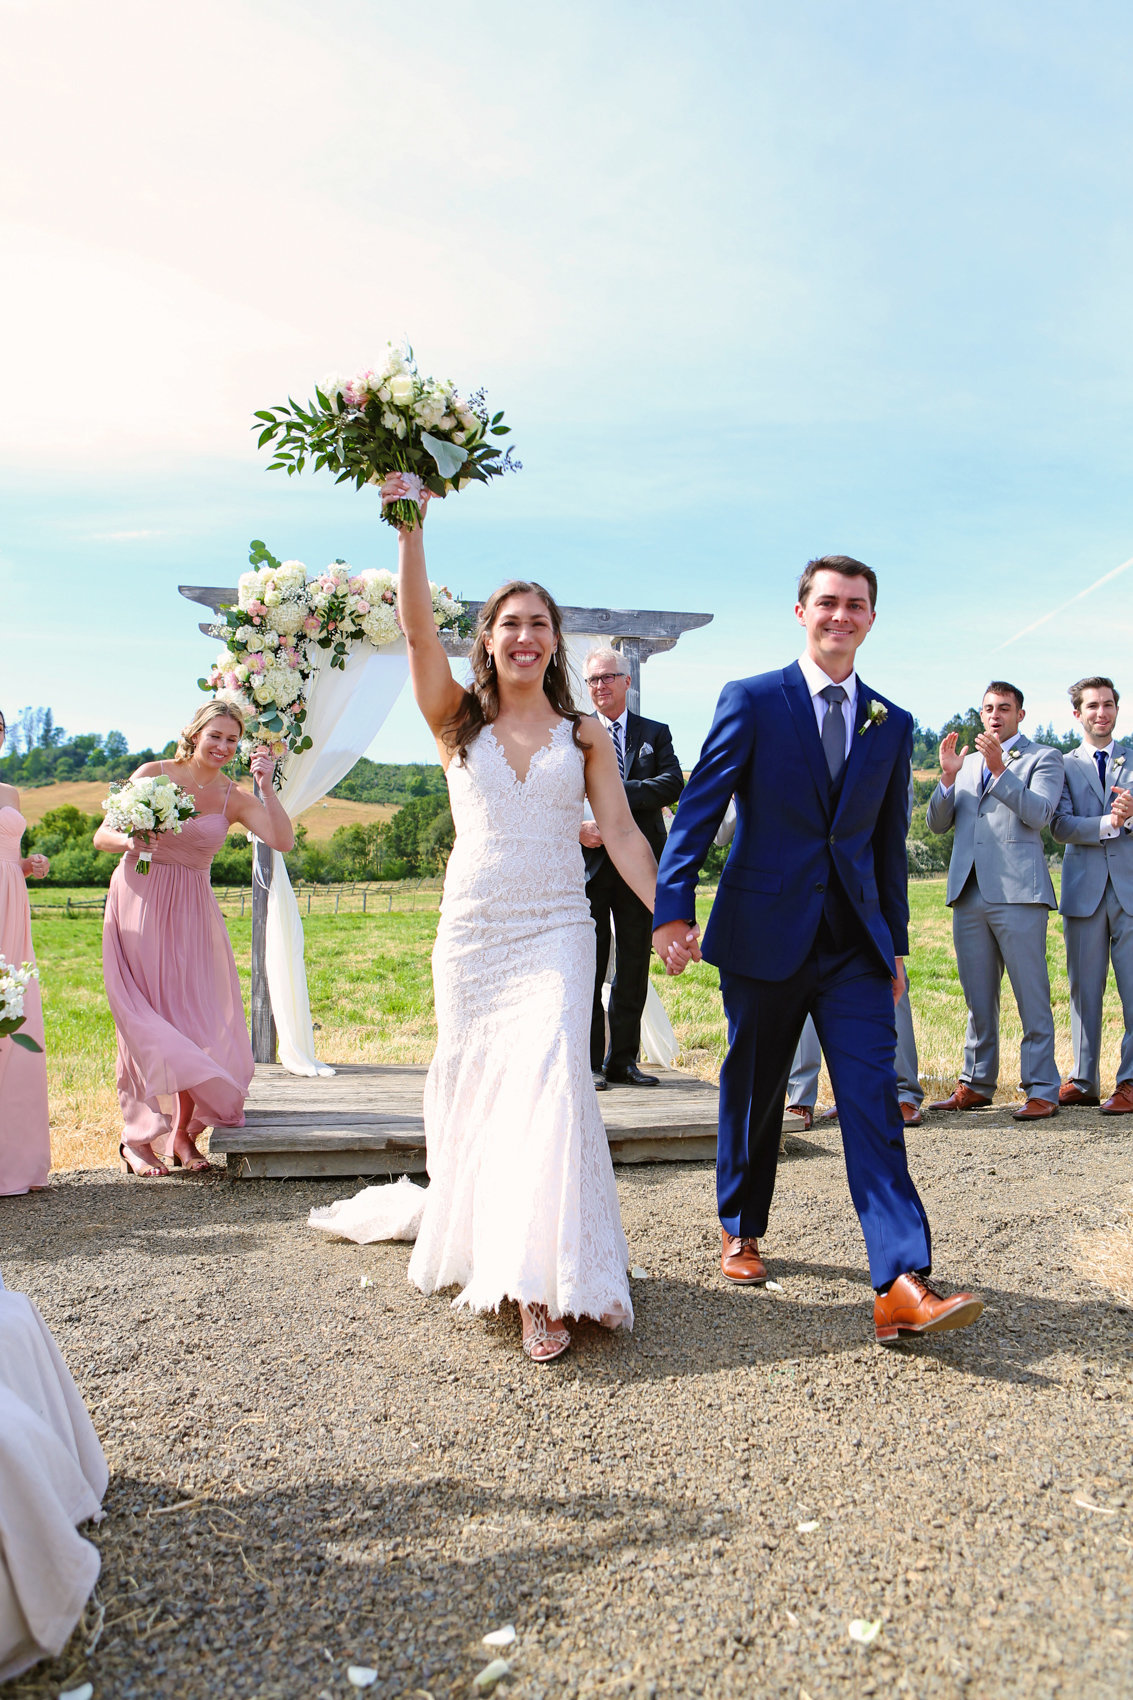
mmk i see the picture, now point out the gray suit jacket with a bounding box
[926,735,1063,908]
[1050,740,1133,918]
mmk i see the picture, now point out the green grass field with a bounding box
[31,873,1128,1170]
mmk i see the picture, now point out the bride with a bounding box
[385,475,661,1361]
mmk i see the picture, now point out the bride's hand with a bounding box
[379,471,432,520]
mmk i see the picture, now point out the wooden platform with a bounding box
[212,1063,802,1179]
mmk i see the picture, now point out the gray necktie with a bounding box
[819,685,847,781]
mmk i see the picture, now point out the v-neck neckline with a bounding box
[484,718,566,786]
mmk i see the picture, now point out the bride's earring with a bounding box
[486,651,494,670]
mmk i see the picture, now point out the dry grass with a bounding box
[1073,1187,1133,1304]
[18,779,396,842]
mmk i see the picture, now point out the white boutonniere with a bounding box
[1006,747,1022,762]
[858,699,888,736]
[1112,753,1126,777]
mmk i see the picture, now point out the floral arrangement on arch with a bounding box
[252,342,519,530]
[200,540,467,763]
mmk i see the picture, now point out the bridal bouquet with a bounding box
[202,539,467,764]
[0,957,41,1053]
[102,775,197,875]
[252,343,519,528]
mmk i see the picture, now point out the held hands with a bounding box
[892,958,906,1006]
[939,731,968,786]
[974,731,1006,777]
[1111,787,1133,831]
[653,919,702,977]
[579,821,603,849]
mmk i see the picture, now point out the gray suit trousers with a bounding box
[952,882,1060,1100]
[1064,882,1133,1093]
[788,988,923,1107]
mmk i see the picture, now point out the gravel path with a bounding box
[1,1109,1131,1700]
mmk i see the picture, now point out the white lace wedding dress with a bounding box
[407,717,633,1327]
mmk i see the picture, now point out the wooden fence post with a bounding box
[250,779,277,1065]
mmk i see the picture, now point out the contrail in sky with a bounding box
[993,555,1133,652]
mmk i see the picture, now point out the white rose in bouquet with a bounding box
[389,372,415,407]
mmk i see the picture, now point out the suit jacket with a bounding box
[584,710,683,879]
[653,663,913,982]
[925,735,1062,908]
[1051,740,1133,918]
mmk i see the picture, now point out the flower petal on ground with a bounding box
[60,1687,94,1700]
[796,1520,819,1533]
[848,1619,882,1645]
[483,1626,516,1648]
[347,1667,378,1687]
[473,1658,511,1691]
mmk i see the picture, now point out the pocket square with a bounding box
[639,743,653,757]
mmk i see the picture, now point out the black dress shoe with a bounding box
[604,1064,659,1087]
[591,1071,609,1092]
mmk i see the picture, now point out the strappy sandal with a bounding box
[119,1141,168,1178]
[520,1303,571,1363]
[170,1137,212,1174]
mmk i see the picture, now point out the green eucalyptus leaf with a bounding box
[421,432,468,478]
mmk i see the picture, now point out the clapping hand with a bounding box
[974,730,1006,777]
[1112,786,1133,831]
[939,731,968,786]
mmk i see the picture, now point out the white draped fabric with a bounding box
[263,642,410,1076]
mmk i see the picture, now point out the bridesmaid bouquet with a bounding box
[252,343,519,529]
[102,776,197,875]
[0,957,41,1053]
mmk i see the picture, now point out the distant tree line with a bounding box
[7,705,1082,888]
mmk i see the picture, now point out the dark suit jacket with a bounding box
[653,663,912,981]
[584,709,684,879]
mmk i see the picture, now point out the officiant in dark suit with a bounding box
[581,647,684,1087]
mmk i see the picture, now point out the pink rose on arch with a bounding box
[355,600,371,614]
[249,654,266,673]
[303,615,320,634]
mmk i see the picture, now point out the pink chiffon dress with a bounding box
[0,807,50,1194]
[102,778,253,1160]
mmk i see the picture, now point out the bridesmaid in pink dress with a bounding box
[0,709,52,1195]
[93,702,293,1177]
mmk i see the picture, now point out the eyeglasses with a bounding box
[586,672,627,688]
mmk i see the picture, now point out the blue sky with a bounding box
[3,0,1132,765]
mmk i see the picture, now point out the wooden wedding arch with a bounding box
[180,584,713,1065]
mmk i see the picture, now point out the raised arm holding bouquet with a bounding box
[381,474,657,1363]
[94,702,293,1178]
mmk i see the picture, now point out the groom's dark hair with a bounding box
[797,554,878,610]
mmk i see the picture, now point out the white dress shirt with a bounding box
[797,653,857,762]
[1086,741,1124,839]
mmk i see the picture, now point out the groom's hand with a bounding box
[653,919,701,976]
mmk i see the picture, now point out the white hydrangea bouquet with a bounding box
[101,775,197,875]
[252,342,519,529]
[201,540,467,765]
[0,956,42,1053]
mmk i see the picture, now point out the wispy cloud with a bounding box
[90,529,164,541]
[992,556,1133,652]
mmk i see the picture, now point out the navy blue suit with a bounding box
[654,662,931,1288]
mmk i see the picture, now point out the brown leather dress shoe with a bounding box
[900,1102,923,1127]
[1059,1082,1101,1107]
[1012,1097,1058,1120]
[929,1083,993,1111]
[1100,1081,1133,1114]
[786,1103,813,1131]
[874,1272,983,1344]
[721,1229,767,1284]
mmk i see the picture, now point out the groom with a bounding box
[652,556,982,1343]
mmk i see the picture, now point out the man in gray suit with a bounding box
[1051,675,1133,1113]
[926,681,1064,1120]
[788,991,924,1127]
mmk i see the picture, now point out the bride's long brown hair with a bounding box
[443,580,584,763]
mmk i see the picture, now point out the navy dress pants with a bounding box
[717,934,931,1290]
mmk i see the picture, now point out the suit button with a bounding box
[828,834,835,844]
[815,882,825,892]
